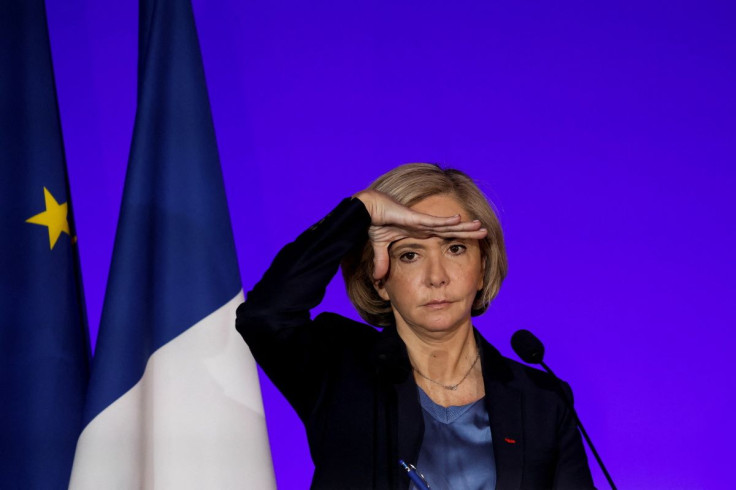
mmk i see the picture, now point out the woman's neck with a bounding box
[397,321,485,406]
[397,321,478,382]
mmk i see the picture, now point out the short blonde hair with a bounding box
[342,163,507,327]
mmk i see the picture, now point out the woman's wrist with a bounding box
[352,190,379,220]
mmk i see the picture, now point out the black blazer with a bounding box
[237,198,594,489]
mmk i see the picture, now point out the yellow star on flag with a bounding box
[26,187,72,250]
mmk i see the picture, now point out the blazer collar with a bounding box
[374,323,412,384]
[374,324,515,385]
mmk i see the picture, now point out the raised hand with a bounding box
[353,190,487,280]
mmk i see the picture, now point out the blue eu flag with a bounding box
[0,1,90,487]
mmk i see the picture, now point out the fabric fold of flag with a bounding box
[0,1,90,487]
[69,0,275,487]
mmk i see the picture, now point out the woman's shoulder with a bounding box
[477,332,572,398]
[504,357,569,392]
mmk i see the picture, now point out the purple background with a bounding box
[45,1,734,488]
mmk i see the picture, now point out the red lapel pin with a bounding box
[504,437,517,444]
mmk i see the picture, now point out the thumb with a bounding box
[372,244,390,280]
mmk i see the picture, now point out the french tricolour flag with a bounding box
[69,0,275,487]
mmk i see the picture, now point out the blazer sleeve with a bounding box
[235,197,372,421]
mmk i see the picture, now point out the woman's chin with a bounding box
[404,314,471,336]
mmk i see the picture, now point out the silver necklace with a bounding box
[412,350,481,391]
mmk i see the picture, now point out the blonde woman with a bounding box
[237,163,593,489]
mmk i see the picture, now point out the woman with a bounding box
[236,164,594,489]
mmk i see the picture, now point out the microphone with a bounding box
[511,329,617,490]
[511,329,544,364]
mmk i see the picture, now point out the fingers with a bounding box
[395,204,482,232]
[414,219,484,233]
[407,212,462,228]
[369,220,485,245]
[434,228,489,240]
[357,189,478,233]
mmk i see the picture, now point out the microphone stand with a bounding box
[540,361,617,490]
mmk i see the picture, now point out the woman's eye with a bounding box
[448,244,466,255]
[399,252,418,262]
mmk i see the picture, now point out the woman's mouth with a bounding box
[423,300,452,309]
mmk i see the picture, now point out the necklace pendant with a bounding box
[446,385,458,391]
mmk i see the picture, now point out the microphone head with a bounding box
[511,329,545,364]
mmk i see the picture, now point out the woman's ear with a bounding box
[373,278,391,301]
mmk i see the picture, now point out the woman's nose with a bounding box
[425,255,449,287]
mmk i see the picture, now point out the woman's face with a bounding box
[375,193,484,336]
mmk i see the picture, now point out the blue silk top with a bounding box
[412,387,496,489]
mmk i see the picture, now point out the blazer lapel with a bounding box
[374,325,424,489]
[478,333,524,490]
[396,374,423,468]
